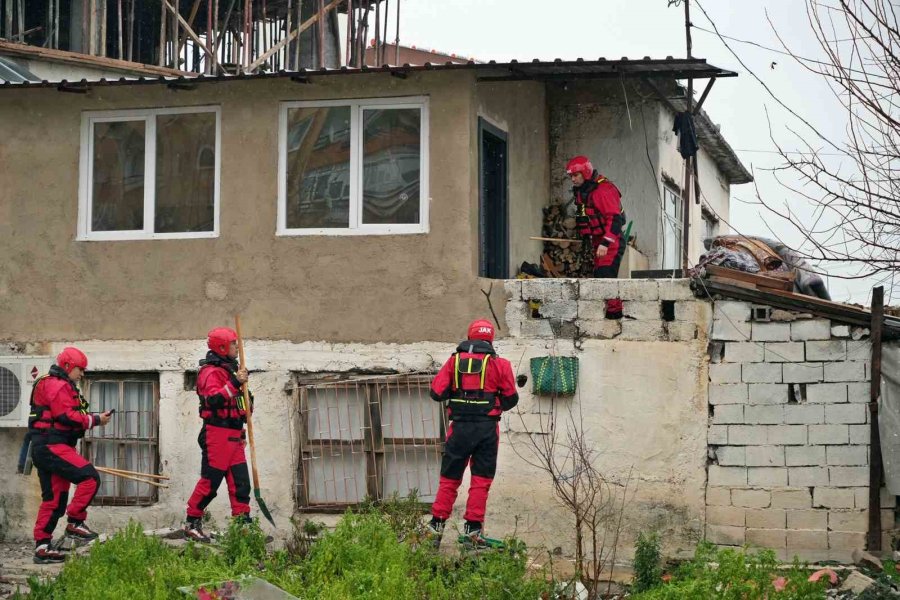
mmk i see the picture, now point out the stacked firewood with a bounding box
[542,201,592,278]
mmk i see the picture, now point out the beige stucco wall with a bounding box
[475,81,549,276]
[0,71,500,345]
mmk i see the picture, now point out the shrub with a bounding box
[632,531,662,593]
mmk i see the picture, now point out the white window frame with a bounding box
[78,105,221,241]
[661,184,683,270]
[277,96,430,236]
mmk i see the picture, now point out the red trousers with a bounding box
[32,441,100,543]
[431,420,499,524]
[186,424,250,518]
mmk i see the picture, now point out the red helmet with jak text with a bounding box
[208,327,238,356]
[565,155,593,179]
[57,347,88,374]
[467,319,495,343]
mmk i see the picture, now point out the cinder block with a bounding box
[714,301,752,322]
[505,300,529,324]
[504,279,523,301]
[715,446,746,466]
[814,487,856,509]
[847,383,870,404]
[710,363,742,384]
[765,342,805,363]
[710,384,748,405]
[536,300,578,320]
[848,340,872,360]
[807,341,847,361]
[622,301,661,320]
[519,319,554,338]
[706,486,732,506]
[766,425,808,446]
[807,383,848,404]
[785,445,826,467]
[748,467,788,486]
[829,467,868,487]
[522,279,576,301]
[744,405,784,425]
[707,505,746,527]
[708,425,728,445]
[742,363,783,384]
[707,524,745,546]
[666,322,699,342]
[708,466,748,487]
[831,325,851,338]
[854,488,868,509]
[724,342,765,363]
[579,319,622,339]
[828,531,866,550]
[791,319,832,341]
[783,363,824,384]
[752,322,791,342]
[619,320,665,341]
[809,425,849,445]
[825,403,866,424]
[787,509,828,530]
[828,510,867,532]
[658,279,694,301]
[787,530,828,550]
[826,445,868,466]
[579,279,619,301]
[746,446,786,467]
[749,384,789,405]
[746,508,786,529]
[789,467,830,487]
[618,280,659,301]
[824,362,866,383]
[577,300,608,321]
[732,488,772,508]
[713,318,751,342]
[713,405,744,425]
[849,425,870,444]
[729,425,767,445]
[674,301,710,322]
[783,405,825,425]
[771,488,812,509]
[746,528,787,548]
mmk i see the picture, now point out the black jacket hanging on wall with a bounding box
[673,112,699,159]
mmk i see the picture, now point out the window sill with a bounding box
[77,231,219,241]
[276,225,429,237]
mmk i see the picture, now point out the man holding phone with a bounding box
[28,347,113,563]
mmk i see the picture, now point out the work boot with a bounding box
[33,542,65,564]
[183,517,211,543]
[462,521,489,550]
[232,513,252,526]
[424,517,445,549]
[65,520,99,541]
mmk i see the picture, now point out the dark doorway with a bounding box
[478,118,509,279]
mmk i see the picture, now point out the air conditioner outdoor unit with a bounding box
[0,356,53,428]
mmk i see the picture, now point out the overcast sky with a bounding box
[357,0,883,304]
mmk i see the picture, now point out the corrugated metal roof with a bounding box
[0,57,736,90]
[0,56,39,84]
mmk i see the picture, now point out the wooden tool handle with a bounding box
[234,315,261,490]
[96,467,169,488]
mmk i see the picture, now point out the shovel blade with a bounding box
[254,489,276,527]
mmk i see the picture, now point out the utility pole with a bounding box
[681,0,693,273]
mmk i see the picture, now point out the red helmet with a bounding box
[467,319,495,343]
[57,347,88,374]
[208,327,238,356]
[565,155,593,179]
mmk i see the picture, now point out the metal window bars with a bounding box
[295,374,445,511]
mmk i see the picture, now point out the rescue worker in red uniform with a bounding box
[426,319,518,548]
[184,327,252,543]
[566,155,627,318]
[29,347,113,564]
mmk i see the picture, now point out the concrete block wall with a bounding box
[706,300,883,561]
[504,278,708,342]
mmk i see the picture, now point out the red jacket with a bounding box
[29,366,98,444]
[574,171,626,266]
[430,340,518,421]
[197,352,252,429]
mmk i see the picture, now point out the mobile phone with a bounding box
[107,409,116,415]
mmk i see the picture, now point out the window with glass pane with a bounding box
[296,376,444,510]
[155,112,216,233]
[286,106,351,229]
[662,185,683,270]
[91,121,145,232]
[361,108,421,225]
[82,375,159,506]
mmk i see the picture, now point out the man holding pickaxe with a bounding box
[184,327,253,542]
